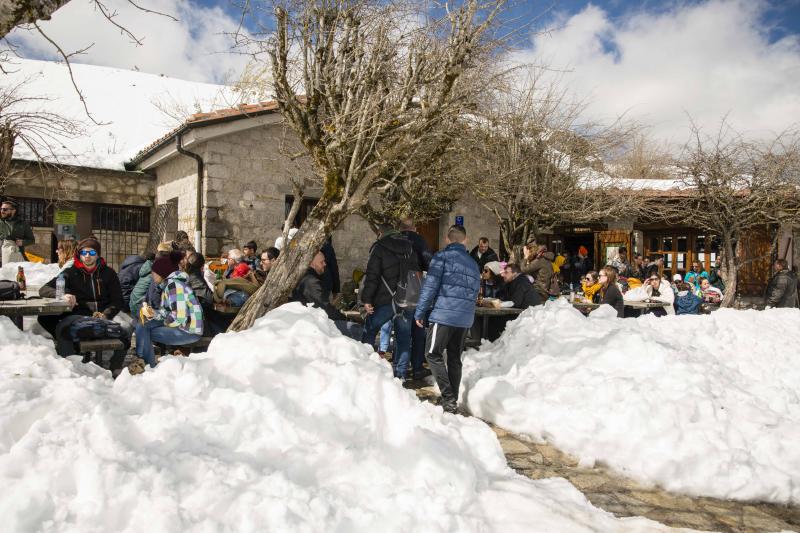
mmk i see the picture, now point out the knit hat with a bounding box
[151,255,179,279]
[232,262,251,278]
[484,261,502,275]
[578,245,589,256]
[77,237,101,254]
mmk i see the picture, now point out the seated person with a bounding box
[216,262,256,307]
[699,278,723,304]
[643,274,675,316]
[290,250,361,340]
[134,255,204,369]
[38,237,129,377]
[242,240,259,270]
[223,248,245,279]
[499,263,541,308]
[480,261,505,299]
[259,246,280,274]
[684,262,709,289]
[581,271,602,302]
[129,242,178,316]
[674,282,702,315]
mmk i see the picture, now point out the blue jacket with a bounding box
[415,243,480,328]
[674,291,701,315]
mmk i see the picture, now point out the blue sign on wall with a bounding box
[455,215,464,226]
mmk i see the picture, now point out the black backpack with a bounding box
[69,317,125,341]
[0,280,22,301]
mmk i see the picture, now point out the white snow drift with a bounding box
[0,304,688,532]
[462,300,800,504]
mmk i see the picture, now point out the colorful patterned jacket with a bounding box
[155,271,204,335]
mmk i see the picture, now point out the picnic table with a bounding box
[571,299,671,315]
[0,291,72,330]
[472,305,523,344]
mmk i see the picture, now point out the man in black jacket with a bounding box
[360,224,420,380]
[38,237,128,375]
[765,259,798,308]
[469,237,499,271]
[291,251,361,339]
[500,263,541,309]
[399,218,433,378]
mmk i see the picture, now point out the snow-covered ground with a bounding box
[1,261,60,289]
[0,304,693,532]
[462,301,800,504]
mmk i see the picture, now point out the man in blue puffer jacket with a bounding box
[414,225,480,414]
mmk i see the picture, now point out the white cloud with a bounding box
[511,0,800,146]
[7,0,250,84]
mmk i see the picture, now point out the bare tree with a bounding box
[0,75,83,197]
[228,0,506,331]
[653,119,800,307]
[460,72,642,261]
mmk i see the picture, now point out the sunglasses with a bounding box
[79,249,98,257]
[0,208,12,212]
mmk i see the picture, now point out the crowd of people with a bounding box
[4,203,798,413]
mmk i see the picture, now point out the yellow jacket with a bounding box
[582,281,602,302]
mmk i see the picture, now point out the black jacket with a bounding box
[469,246,499,270]
[291,267,346,321]
[118,255,146,308]
[601,283,625,318]
[502,274,541,308]
[765,270,798,308]
[402,230,433,271]
[40,258,124,319]
[361,231,418,308]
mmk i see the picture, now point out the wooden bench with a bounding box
[78,338,126,365]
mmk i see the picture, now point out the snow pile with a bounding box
[0,261,59,288]
[5,58,235,170]
[0,305,690,532]
[462,300,800,504]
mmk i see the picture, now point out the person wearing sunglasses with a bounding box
[0,199,35,265]
[643,273,675,316]
[39,237,128,377]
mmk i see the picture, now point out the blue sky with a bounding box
[7,0,800,144]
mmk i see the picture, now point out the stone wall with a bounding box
[439,192,501,254]
[154,154,201,236]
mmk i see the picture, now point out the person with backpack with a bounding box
[414,225,480,414]
[360,223,421,381]
[38,237,129,377]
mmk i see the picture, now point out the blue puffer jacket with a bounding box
[415,243,480,328]
[674,291,701,315]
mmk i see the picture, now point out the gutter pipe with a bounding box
[176,133,204,253]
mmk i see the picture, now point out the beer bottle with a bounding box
[16,266,26,292]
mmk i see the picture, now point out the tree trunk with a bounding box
[227,209,347,331]
[719,233,738,308]
[0,0,71,38]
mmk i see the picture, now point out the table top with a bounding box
[0,296,72,316]
[474,306,524,316]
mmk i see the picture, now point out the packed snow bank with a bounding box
[462,300,800,504]
[0,261,60,288]
[0,306,689,532]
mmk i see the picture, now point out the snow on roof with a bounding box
[5,58,237,171]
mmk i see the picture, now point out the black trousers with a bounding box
[425,323,468,406]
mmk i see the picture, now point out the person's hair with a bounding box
[618,247,627,254]
[184,252,205,276]
[244,240,257,251]
[523,242,537,257]
[399,218,415,231]
[263,246,280,260]
[678,281,692,292]
[479,237,489,244]
[1,198,18,210]
[585,270,598,284]
[775,258,788,270]
[505,263,522,274]
[175,230,189,242]
[175,241,195,253]
[600,266,618,287]
[447,225,467,243]
[228,248,244,262]
[56,238,78,267]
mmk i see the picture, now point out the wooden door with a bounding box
[417,219,440,252]
[594,230,631,268]
[738,226,773,296]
